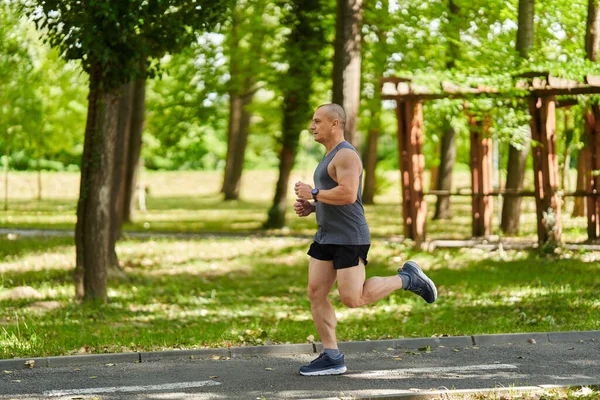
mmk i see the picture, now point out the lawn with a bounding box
[0,170,597,359]
[0,169,590,241]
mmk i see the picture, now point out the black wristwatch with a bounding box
[311,188,319,202]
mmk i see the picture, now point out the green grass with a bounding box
[0,170,597,359]
[0,170,590,242]
[0,234,599,359]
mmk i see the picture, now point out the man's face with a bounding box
[309,109,333,143]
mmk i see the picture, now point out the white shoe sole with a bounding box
[299,366,347,376]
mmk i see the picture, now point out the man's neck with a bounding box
[324,138,346,155]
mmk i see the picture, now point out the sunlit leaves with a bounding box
[20,0,234,90]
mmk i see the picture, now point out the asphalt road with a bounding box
[1,335,599,400]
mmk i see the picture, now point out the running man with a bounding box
[293,103,437,376]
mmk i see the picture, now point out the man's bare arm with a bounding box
[313,149,362,205]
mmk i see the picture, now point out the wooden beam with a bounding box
[585,106,600,240]
[469,114,493,237]
[381,84,600,102]
[396,100,427,245]
[555,98,579,108]
[529,95,562,245]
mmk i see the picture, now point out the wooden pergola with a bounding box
[381,73,600,246]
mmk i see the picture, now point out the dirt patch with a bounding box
[0,286,43,300]
[29,301,62,311]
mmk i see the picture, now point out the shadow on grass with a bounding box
[2,199,76,213]
[0,236,74,260]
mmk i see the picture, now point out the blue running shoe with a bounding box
[398,260,437,303]
[299,353,347,376]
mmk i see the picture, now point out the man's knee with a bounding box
[307,284,329,303]
[339,293,362,308]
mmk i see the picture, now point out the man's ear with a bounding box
[331,119,339,128]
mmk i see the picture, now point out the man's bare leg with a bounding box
[336,260,404,308]
[307,257,338,349]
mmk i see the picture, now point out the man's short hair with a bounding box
[318,103,346,129]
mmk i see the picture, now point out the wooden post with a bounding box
[529,96,562,245]
[468,114,493,237]
[585,106,600,240]
[396,100,427,244]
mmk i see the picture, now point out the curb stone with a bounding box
[396,336,473,349]
[46,352,141,367]
[1,330,598,370]
[473,332,550,346]
[141,347,230,362]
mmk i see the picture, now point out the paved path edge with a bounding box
[1,330,598,370]
[342,383,600,400]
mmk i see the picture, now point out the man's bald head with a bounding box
[317,103,346,130]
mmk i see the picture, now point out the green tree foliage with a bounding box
[19,0,233,302]
[0,5,41,164]
[145,38,229,170]
[27,47,88,170]
[144,1,287,172]
[357,0,596,173]
[1,0,595,183]
[264,0,329,228]
[23,0,232,88]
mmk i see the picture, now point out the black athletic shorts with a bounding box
[307,241,370,270]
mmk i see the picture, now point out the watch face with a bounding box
[312,189,318,195]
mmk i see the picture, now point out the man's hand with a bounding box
[294,198,315,217]
[294,181,313,200]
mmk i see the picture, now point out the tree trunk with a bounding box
[75,63,120,303]
[223,93,241,198]
[501,139,530,234]
[575,0,600,217]
[434,125,456,220]
[502,0,534,234]
[109,82,134,277]
[264,138,297,229]
[332,0,363,148]
[516,0,535,58]
[586,0,600,62]
[222,83,254,200]
[362,119,379,205]
[361,61,382,204]
[444,0,461,68]
[263,0,324,229]
[429,164,439,192]
[123,78,146,222]
[137,161,147,212]
[432,0,460,219]
[264,94,306,228]
[228,88,253,199]
[361,8,386,205]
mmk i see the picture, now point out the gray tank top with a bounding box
[313,141,370,245]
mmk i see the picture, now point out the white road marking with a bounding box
[43,380,221,397]
[352,363,519,377]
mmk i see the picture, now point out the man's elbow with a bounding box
[342,191,357,205]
